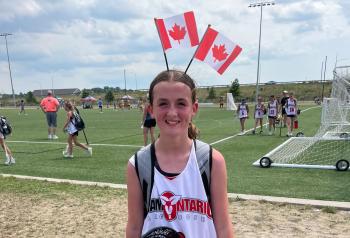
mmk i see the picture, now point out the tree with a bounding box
[81,89,90,98]
[207,87,216,100]
[105,90,115,103]
[230,78,240,98]
[25,91,37,104]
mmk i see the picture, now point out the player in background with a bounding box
[267,95,279,135]
[252,96,266,134]
[237,98,249,135]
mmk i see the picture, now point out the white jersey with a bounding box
[268,100,278,117]
[238,104,248,119]
[141,143,217,237]
[254,104,264,119]
[67,116,78,135]
[286,98,297,116]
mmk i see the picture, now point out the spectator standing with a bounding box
[142,101,156,146]
[19,99,27,115]
[219,96,224,108]
[40,90,60,139]
[97,98,103,113]
[280,90,289,127]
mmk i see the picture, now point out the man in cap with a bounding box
[280,90,289,127]
[40,90,60,139]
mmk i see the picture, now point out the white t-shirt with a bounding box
[129,143,217,237]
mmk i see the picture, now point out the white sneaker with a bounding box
[52,135,59,139]
[86,147,93,156]
[4,155,11,165]
[10,157,15,164]
[63,151,73,158]
[48,134,52,140]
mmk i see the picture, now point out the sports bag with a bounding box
[72,107,85,131]
[0,116,12,137]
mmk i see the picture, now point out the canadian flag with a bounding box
[195,27,242,75]
[155,11,199,51]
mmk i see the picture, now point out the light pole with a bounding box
[249,1,275,103]
[124,69,127,96]
[0,33,16,107]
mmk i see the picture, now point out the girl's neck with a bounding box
[155,136,193,172]
[156,135,192,154]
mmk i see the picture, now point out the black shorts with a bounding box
[287,115,296,118]
[70,131,79,136]
[282,108,286,115]
[268,116,277,119]
[144,119,156,128]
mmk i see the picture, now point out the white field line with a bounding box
[210,105,321,146]
[1,173,349,210]
[6,140,142,148]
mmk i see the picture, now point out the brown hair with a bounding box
[64,101,74,111]
[148,70,199,139]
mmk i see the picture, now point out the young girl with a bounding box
[62,101,92,158]
[0,121,15,165]
[142,100,156,146]
[252,96,266,134]
[267,95,279,135]
[126,70,233,237]
[237,98,249,135]
[286,92,298,136]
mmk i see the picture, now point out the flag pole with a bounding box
[154,18,169,71]
[184,24,211,74]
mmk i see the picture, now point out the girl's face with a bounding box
[151,81,198,137]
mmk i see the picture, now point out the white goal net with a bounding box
[253,66,350,170]
[226,93,237,111]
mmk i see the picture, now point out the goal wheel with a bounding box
[259,157,272,168]
[336,160,349,171]
[339,133,349,139]
[296,132,304,137]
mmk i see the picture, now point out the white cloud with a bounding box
[0,0,42,21]
[1,0,350,94]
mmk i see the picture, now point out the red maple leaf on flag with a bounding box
[168,23,187,44]
[212,44,229,63]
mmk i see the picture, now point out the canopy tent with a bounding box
[121,95,134,100]
[81,96,97,102]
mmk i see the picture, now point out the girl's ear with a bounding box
[192,101,199,116]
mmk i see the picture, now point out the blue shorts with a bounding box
[46,112,57,127]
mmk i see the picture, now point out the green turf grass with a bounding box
[0,104,349,202]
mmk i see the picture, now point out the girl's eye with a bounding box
[158,102,168,107]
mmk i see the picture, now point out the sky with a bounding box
[1,0,350,94]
